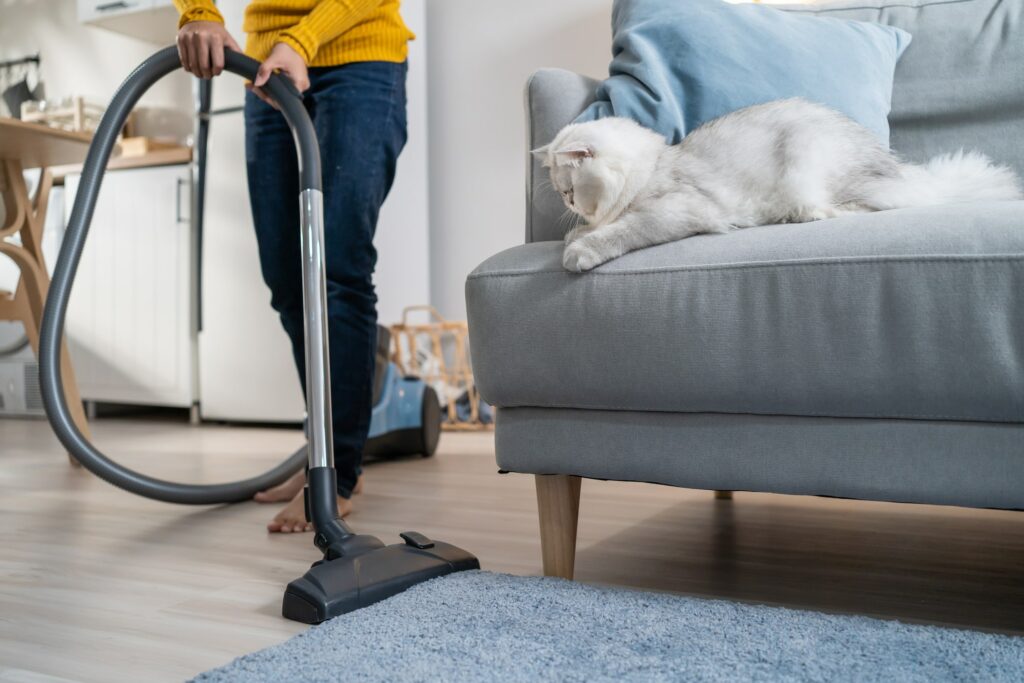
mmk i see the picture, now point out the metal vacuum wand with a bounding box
[297,179,358,552]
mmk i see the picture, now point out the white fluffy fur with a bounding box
[538,99,1023,272]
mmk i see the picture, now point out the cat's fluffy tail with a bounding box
[864,150,1022,210]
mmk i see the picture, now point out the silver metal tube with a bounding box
[299,188,334,470]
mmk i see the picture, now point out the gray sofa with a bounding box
[465,0,1024,579]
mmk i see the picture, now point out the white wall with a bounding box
[425,0,613,320]
[0,0,193,141]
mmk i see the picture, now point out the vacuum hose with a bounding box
[39,47,322,504]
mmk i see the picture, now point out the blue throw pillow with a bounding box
[575,0,912,145]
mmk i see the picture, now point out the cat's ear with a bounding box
[530,144,551,167]
[553,144,594,168]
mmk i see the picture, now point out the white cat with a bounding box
[537,99,1023,272]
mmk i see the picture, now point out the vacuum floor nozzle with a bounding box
[283,532,480,624]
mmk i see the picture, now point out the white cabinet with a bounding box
[77,0,179,44]
[63,164,195,408]
[199,109,306,422]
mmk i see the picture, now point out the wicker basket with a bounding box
[388,306,492,431]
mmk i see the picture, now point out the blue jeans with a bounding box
[244,61,408,498]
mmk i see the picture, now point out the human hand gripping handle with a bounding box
[176,20,241,79]
[250,42,310,109]
[176,20,309,108]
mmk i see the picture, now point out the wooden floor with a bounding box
[1,415,1023,681]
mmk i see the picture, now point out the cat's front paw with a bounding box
[563,225,586,245]
[562,241,606,272]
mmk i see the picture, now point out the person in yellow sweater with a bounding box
[174,1,413,532]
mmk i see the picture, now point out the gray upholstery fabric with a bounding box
[526,0,1024,244]
[525,69,600,244]
[467,202,1024,423]
[496,408,1024,510]
[782,0,1024,176]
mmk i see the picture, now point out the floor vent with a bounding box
[24,362,43,411]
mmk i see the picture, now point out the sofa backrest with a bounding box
[782,0,1023,171]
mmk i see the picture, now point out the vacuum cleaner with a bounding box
[37,46,478,624]
[365,325,442,460]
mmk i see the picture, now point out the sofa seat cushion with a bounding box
[466,202,1024,423]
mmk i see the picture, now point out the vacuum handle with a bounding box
[222,48,322,192]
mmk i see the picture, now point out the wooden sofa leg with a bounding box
[714,490,733,500]
[535,474,581,580]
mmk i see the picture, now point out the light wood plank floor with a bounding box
[1,415,1023,681]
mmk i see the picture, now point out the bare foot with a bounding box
[254,470,305,503]
[268,489,353,533]
[255,472,363,503]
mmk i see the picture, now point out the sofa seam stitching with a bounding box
[784,0,972,14]
[491,403,1024,424]
[467,255,1024,280]
[524,71,538,245]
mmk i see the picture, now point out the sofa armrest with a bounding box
[525,68,601,243]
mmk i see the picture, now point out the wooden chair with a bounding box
[1,125,92,454]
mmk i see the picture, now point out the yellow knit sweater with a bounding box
[173,0,413,67]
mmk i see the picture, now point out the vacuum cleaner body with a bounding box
[366,362,442,458]
[364,323,441,458]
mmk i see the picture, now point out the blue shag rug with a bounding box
[194,571,1024,682]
